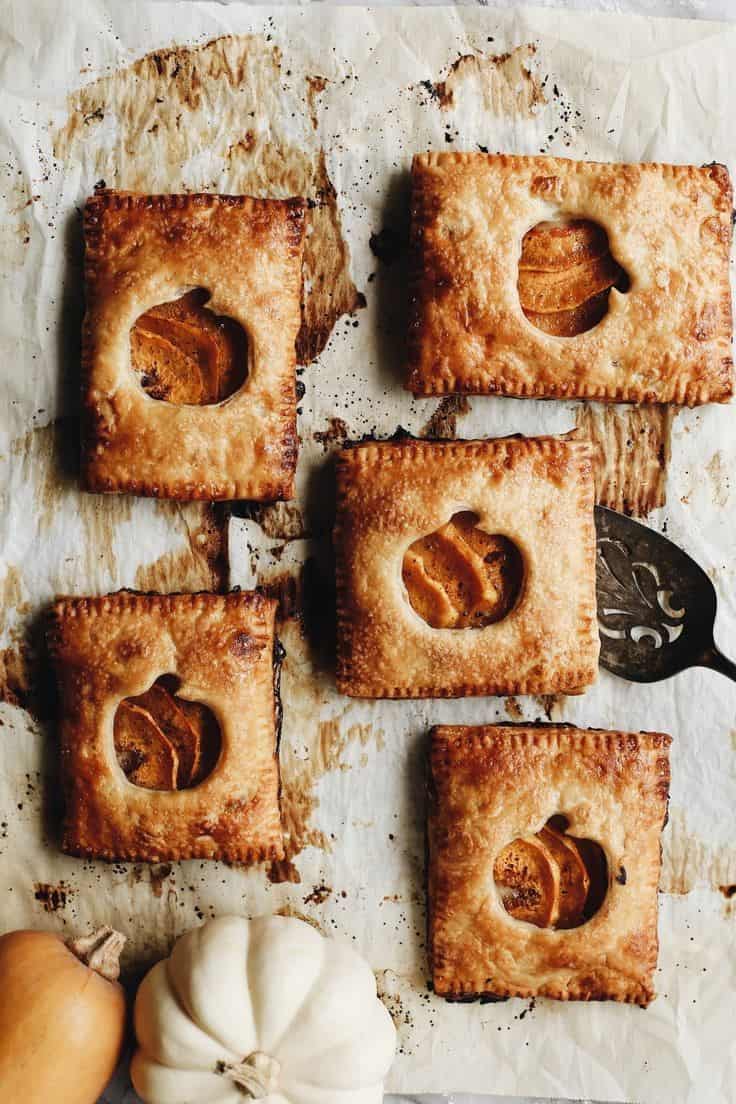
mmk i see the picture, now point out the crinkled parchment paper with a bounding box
[1,4,735,1102]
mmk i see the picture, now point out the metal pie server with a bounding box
[594,505,736,684]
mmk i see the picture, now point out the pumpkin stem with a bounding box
[67,925,126,982]
[218,1052,281,1098]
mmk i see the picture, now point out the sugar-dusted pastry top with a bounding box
[408,152,733,404]
[335,436,599,698]
[428,725,672,1006]
[48,592,283,864]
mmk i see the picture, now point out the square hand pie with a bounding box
[408,152,733,405]
[428,725,672,1005]
[82,191,306,501]
[334,437,599,698]
[49,592,283,864]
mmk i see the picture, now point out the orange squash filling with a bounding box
[130,288,248,405]
[114,675,221,791]
[403,511,523,629]
[518,219,629,336]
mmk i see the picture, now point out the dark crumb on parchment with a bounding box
[34,881,73,912]
[303,883,332,906]
[368,227,406,266]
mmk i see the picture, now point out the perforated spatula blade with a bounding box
[594,505,736,684]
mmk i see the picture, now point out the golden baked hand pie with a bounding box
[407,152,733,404]
[82,192,306,501]
[48,592,283,864]
[334,436,599,698]
[428,725,672,1006]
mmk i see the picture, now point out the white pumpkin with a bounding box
[130,915,396,1104]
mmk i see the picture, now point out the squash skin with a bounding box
[0,930,127,1104]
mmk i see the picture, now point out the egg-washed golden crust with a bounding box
[82,191,306,501]
[48,592,283,864]
[407,152,733,405]
[428,725,672,1006]
[334,436,599,699]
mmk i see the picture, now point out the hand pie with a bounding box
[334,436,599,698]
[82,191,306,501]
[407,152,733,405]
[428,725,672,1006]
[48,592,283,864]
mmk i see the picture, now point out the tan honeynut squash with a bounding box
[0,926,127,1104]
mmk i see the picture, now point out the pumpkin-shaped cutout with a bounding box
[131,288,248,405]
[518,218,630,336]
[494,816,608,930]
[402,510,524,629]
[130,914,397,1104]
[114,674,221,791]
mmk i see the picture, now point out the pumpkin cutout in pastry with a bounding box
[402,510,524,630]
[494,818,606,930]
[131,288,248,406]
[130,914,397,1104]
[518,219,629,337]
[114,675,221,792]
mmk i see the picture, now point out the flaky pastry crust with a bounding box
[427,725,671,1006]
[48,592,283,864]
[408,153,733,405]
[82,192,306,500]
[334,437,599,698]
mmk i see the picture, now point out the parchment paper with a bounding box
[1,4,735,1102]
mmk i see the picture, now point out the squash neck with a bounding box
[67,926,126,982]
[218,1052,280,1097]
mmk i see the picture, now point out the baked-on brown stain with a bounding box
[420,395,471,440]
[53,34,361,364]
[131,288,248,405]
[313,417,350,452]
[660,807,736,895]
[494,818,607,930]
[536,694,563,722]
[269,673,384,884]
[435,45,547,119]
[114,675,221,791]
[0,646,34,715]
[149,864,174,898]
[572,404,673,516]
[519,219,629,337]
[705,450,730,507]
[403,511,523,629]
[134,502,229,594]
[303,883,332,905]
[13,419,133,576]
[33,882,73,912]
[504,697,523,721]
